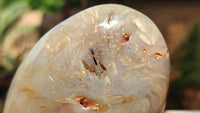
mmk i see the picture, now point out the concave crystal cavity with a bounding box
[4,4,170,113]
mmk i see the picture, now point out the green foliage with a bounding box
[179,22,200,88]
[0,1,29,43]
[2,25,38,72]
[171,22,200,95]
[21,0,65,13]
[0,1,28,73]
[0,1,35,74]
[2,0,65,13]
[0,0,3,9]
[5,53,17,72]
[69,0,81,8]
[169,22,200,108]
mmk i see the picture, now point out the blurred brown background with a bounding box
[0,0,200,112]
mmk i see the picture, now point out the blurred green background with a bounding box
[0,0,200,112]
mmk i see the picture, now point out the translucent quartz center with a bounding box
[4,4,170,113]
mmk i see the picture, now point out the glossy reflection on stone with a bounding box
[3,4,170,113]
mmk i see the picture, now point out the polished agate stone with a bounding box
[3,4,170,113]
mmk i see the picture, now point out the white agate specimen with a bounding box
[3,4,170,113]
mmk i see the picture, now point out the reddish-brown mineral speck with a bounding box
[100,62,107,71]
[154,52,163,59]
[90,49,98,65]
[96,47,103,56]
[76,96,98,108]
[40,106,46,108]
[154,53,163,56]
[82,60,96,75]
[120,34,130,45]
[143,48,148,54]
[75,96,110,112]
[108,11,114,24]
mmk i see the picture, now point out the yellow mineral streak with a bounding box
[121,96,133,104]
[21,87,35,98]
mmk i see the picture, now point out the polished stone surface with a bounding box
[3,4,170,113]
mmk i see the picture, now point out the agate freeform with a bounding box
[3,4,170,113]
